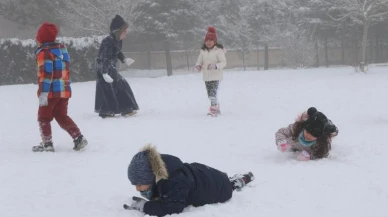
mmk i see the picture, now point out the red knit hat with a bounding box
[36,22,59,44]
[205,26,217,42]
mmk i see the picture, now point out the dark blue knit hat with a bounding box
[110,15,128,33]
[127,150,155,185]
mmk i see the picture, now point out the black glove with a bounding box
[117,52,125,63]
[123,196,147,212]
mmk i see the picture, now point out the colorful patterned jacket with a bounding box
[35,42,71,98]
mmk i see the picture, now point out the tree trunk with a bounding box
[352,28,358,68]
[369,37,373,64]
[185,49,190,71]
[375,29,379,63]
[311,25,319,68]
[341,30,345,65]
[378,37,382,63]
[386,44,388,62]
[324,35,329,67]
[360,20,369,73]
[378,34,383,63]
[164,40,173,76]
[147,43,152,70]
[314,40,320,67]
[380,37,384,62]
[264,43,269,70]
[256,43,260,70]
[386,45,388,62]
[242,50,246,71]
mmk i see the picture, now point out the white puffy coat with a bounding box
[195,46,227,81]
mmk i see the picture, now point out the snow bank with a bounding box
[0,35,105,50]
[1,66,388,217]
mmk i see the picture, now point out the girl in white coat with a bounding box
[195,26,227,117]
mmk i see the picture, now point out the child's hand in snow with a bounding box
[277,141,291,152]
[297,150,311,161]
[124,196,146,212]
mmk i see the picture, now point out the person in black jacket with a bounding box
[94,14,139,118]
[125,144,254,216]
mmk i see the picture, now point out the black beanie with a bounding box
[110,15,127,32]
[304,107,328,138]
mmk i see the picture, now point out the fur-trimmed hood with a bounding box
[128,144,185,185]
[141,144,185,182]
[141,144,169,182]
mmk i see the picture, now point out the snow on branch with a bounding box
[0,35,105,49]
[327,0,388,22]
[43,0,140,36]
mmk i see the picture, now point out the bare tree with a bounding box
[0,0,63,29]
[270,24,317,68]
[45,0,141,36]
[244,0,294,70]
[326,0,388,72]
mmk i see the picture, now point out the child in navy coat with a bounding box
[125,144,254,216]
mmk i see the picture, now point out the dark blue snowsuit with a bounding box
[143,154,233,216]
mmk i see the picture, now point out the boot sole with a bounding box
[32,148,55,152]
[122,111,137,117]
[248,172,255,181]
[73,141,88,151]
[207,113,220,117]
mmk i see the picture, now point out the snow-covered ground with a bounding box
[1,66,387,217]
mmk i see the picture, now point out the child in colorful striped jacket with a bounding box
[32,22,88,152]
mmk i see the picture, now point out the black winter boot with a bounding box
[73,134,88,151]
[230,172,255,191]
[32,142,55,152]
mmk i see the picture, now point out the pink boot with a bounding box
[208,104,221,117]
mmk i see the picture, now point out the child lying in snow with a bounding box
[125,144,254,216]
[275,107,338,161]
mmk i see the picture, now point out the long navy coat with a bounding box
[143,154,233,216]
[94,34,139,115]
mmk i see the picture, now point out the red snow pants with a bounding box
[38,98,81,143]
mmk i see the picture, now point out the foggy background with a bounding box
[1,0,388,85]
